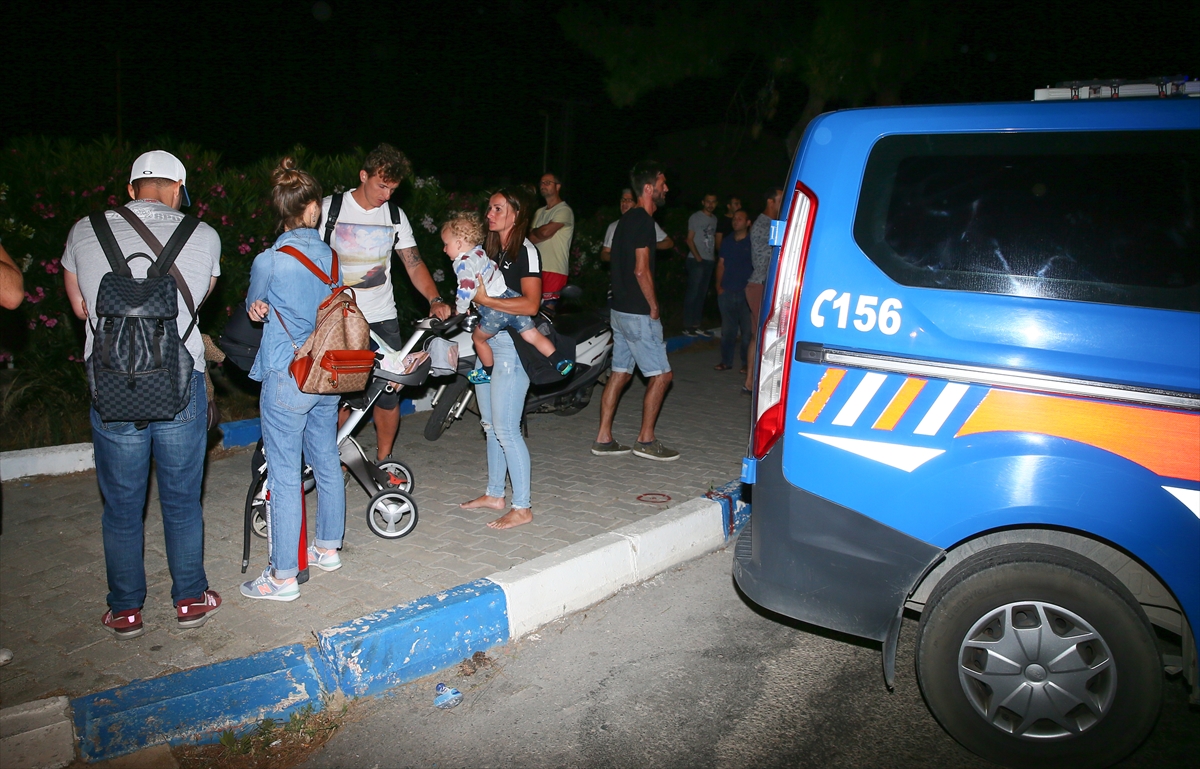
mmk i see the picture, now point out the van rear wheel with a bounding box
[914,544,1161,769]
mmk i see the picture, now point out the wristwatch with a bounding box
[429,296,446,306]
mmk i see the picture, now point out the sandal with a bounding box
[713,363,732,371]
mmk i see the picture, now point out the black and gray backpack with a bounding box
[322,191,401,247]
[87,208,201,425]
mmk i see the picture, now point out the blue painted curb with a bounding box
[219,418,261,448]
[318,579,508,698]
[706,480,750,539]
[664,329,717,354]
[219,397,417,449]
[68,482,738,761]
[72,644,329,761]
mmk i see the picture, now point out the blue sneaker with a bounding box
[240,569,300,602]
[307,545,342,572]
[467,369,491,385]
[556,360,574,376]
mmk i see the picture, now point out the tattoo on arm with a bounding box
[398,246,422,269]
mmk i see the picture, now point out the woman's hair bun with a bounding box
[271,156,302,187]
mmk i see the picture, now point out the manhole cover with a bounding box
[637,493,671,504]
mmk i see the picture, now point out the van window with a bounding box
[853,130,1199,311]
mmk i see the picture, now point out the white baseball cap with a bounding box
[129,150,191,206]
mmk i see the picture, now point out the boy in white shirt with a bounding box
[441,212,572,384]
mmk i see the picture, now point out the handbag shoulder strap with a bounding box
[278,245,338,288]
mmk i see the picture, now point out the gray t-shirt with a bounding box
[749,213,773,285]
[687,210,717,261]
[61,201,221,371]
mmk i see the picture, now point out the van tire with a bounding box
[914,544,1161,769]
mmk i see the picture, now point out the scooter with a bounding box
[423,293,614,440]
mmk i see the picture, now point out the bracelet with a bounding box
[429,296,446,305]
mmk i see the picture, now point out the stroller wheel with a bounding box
[376,460,415,493]
[366,489,419,539]
[249,476,268,539]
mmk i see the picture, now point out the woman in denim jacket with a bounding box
[240,157,345,601]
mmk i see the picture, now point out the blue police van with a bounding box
[734,81,1199,768]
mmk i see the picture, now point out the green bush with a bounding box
[0,137,483,450]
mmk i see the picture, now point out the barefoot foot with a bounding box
[460,495,506,510]
[486,508,532,529]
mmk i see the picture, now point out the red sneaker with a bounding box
[102,608,145,639]
[175,590,222,629]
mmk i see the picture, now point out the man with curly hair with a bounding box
[319,143,451,462]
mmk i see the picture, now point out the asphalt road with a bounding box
[301,547,1197,769]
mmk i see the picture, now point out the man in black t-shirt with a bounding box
[592,161,679,462]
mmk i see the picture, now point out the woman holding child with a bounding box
[240,158,346,601]
[458,188,544,529]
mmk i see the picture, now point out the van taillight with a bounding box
[751,182,817,460]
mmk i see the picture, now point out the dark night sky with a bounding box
[3,0,1198,209]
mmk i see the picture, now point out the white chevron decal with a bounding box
[1162,486,1200,518]
[800,432,945,472]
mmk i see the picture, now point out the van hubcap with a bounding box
[957,600,1117,739]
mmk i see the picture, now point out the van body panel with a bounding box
[740,97,1200,679]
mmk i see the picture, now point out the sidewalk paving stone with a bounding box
[0,341,748,710]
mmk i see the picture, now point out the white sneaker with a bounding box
[308,545,342,572]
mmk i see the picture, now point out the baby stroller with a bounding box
[221,312,468,576]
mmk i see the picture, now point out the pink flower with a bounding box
[108,195,118,205]
[28,321,36,330]
[44,317,58,328]
[0,352,12,363]
[195,202,210,218]
[210,185,227,198]
[44,259,61,275]
[68,190,76,197]
[24,286,46,304]
[184,154,192,160]
[81,189,90,198]
[237,243,252,255]
[220,215,232,227]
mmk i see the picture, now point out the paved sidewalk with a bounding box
[0,341,749,709]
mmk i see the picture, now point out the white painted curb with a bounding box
[487,497,724,639]
[0,443,94,482]
[0,696,75,769]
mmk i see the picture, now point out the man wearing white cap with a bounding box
[62,150,223,640]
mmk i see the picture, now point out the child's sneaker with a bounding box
[467,369,491,385]
[102,608,145,639]
[176,590,222,629]
[240,569,300,602]
[308,545,342,572]
[556,360,574,376]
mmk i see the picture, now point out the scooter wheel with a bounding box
[366,488,419,539]
[376,460,414,493]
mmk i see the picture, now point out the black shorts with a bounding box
[346,319,404,410]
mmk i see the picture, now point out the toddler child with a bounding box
[441,211,573,384]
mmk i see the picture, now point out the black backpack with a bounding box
[507,315,576,386]
[323,191,401,247]
[87,209,201,425]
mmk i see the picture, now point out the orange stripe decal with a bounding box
[798,368,846,423]
[957,390,1200,482]
[872,378,927,431]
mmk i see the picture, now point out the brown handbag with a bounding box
[272,245,375,394]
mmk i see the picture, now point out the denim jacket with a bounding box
[247,227,341,381]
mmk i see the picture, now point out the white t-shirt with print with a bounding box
[317,190,418,322]
[604,219,666,248]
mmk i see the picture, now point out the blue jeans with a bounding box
[91,370,209,612]
[718,289,753,368]
[683,258,715,329]
[259,370,344,579]
[610,310,672,377]
[474,333,532,509]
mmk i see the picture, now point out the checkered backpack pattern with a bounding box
[87,210,201,425]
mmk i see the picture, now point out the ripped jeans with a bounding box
[474,332,532,509]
